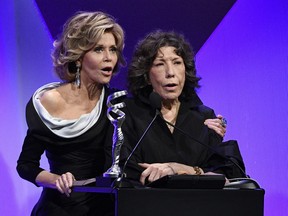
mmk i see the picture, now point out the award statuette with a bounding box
[103,90,127,178]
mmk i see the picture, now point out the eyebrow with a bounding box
[95,44,117,47]
[154,56,182,61]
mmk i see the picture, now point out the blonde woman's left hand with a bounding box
[204,114,227,137]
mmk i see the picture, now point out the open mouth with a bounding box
[163,83,178,91]
[102,67,113,73]
[165,83,177,87]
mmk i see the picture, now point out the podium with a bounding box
[73,185,264,216]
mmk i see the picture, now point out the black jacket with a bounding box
[105,93,246,183]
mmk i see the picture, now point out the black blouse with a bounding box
[107,93,243,182]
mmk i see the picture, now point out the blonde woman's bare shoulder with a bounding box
[39,87,64,114]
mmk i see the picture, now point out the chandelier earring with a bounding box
[75,62,81,88]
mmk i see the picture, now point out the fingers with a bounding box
[218,115,227,128]
[139,164,153,185]
[213,124,226,137]
[204,121,225,136]
[141,168,160,185]
[204,116,227,137]
[139,163,173,185]
[55,172,75,197]
[139,163,159,184]
[216,114,223,119]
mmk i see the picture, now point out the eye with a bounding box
[110,46,118,53]
[174,61,183,65]
[153,62,164,67]
[94,46,103,53]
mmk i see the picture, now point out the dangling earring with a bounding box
[75,62,81,88]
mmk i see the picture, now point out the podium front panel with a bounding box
[116,188,264,216]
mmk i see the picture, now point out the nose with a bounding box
[166,63,175,78]
[103,50,112,61]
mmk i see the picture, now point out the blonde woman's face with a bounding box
[80,32,118,85]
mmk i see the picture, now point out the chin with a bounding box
[161,96,179,101]
[101,78,112,84]
[162,92,181,99]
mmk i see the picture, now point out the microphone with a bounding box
[149,91,162,112]
[149,92,249,179]
[113,93,161,188]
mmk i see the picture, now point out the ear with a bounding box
[76,60,81,68]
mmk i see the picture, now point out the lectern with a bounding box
[73,185,264,216]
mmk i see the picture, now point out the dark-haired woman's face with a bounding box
[149,46,185,101]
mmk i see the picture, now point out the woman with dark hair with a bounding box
[118,31,240,185]
[128,31,226,136]
[128,31,199,99]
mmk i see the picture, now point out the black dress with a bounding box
[17,84,114,216]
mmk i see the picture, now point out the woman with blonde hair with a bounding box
[17,11,125,215]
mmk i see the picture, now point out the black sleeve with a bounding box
[200,106,246,178]
[215,140,246,178]
[16,129,45,186]
[197,105,246,178]
[16,99,45,186]
[196,105,226,174]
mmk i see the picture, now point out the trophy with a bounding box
[103,90,127,178]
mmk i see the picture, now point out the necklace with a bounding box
[166,102,180,133]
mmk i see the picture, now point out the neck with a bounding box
[86,83,103,100]
[71,82,104,101]
[161,99,180,112]
[161,99,180,133]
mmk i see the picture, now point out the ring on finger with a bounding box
[221,118,227,127]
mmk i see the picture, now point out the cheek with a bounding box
[179,70,186,83]
[110,54,118,66]
[181,74,186,85]
[150,81,164,96]
[149,73,161,87]
[149,70,163,81]
[82,55,100,68]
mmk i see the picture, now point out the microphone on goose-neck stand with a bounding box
[113,93,162,188]
[148,92,249,179]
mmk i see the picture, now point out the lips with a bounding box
[101,67,113,75]
[165,83,177,87]
[163,83,178,92]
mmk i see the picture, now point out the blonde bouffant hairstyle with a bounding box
[52,11,126,82]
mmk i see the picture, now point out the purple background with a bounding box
[1,0,287,215]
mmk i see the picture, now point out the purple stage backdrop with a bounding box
[1,0,287,215]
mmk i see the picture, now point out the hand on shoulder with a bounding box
[204,114,227,137]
